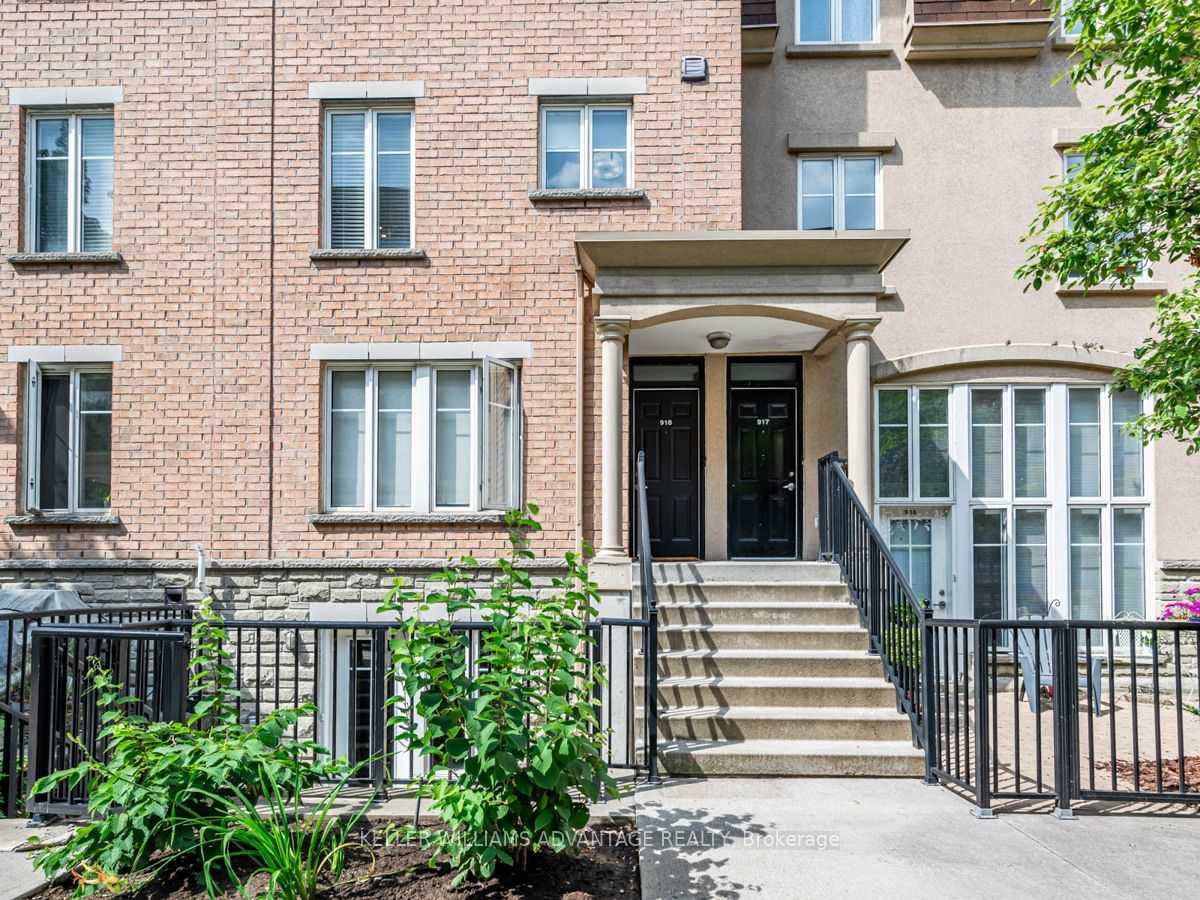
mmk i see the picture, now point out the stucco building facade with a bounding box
[0,0,1196,623]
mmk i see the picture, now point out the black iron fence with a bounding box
[819,450,1200,815]
[1,601,192,817]
[927,618,1200,816]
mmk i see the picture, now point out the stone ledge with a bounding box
[0,557,568,571]
[309,248,428,262]
[528,189,648,204]
[785,44,895,59]
[311,512,508,526]
[7,251,124,266]
[1055,281,1167,298]
[5,513,122,527]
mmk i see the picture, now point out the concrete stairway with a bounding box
[639,561,924,777]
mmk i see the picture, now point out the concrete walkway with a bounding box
[0,820,73,900]
[636,778,1200,899]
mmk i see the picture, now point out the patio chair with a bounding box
[1016,622,1103,715]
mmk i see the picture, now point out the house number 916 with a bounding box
[659,419,673,426]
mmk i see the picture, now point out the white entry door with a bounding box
[882,510,951,616]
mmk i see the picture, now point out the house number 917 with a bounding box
[757,418,771,425]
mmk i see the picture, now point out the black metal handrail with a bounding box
[635,450,660,781]
[818,452,931,756]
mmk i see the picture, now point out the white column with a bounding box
[597,319,629,559]
[844,318,879,507]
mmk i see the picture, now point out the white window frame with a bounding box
[538,103,634,190]
[321,105,415,250]
[1060,0,1083,39]
[24,363,113,514]
[874,386,952,503]
[794,0,879,45]
[1062,151,1150,281]
[797,154,881,231]
[25,110,114,253]
[322,361,521,514]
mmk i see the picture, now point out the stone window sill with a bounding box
[7,251,124,266]
[309,248,428,262]
[1050,36,1078,52]
[528,189,648,205]
[311,511,508,526]
[5,513,123,527]
[1056,281,1167,297]
[785,43,895,59]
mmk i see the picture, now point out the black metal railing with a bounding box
[927,618,1200,816]
[818,452,929,746]
[819,449,1200,815]
[635,450,660,781]
[1,600,192,817]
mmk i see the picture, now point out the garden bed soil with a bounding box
[1094,756,1200,793]
[38,824,640,900]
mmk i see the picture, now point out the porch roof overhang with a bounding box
[575,230,910,342]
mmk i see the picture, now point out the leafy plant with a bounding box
[32,595,338,895]
[1018,0,1200,452]
[381,505,617,885]
[191,761,373,900]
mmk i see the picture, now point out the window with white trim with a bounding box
[324,107,413,250]
[796,0,877,44]
[540,104,632,190]
[875,387,950,501]
[324,360,521,513]
[25,364,112,512]
[1063,151,1149,280]
[798,155,879,231]
[27,112,114,253]
[1060,0,1083,38]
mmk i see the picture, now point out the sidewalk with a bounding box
[635,778,1200,899]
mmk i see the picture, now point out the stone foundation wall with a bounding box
[0,559,570,618]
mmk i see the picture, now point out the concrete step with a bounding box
[638,649,884,679]
[657,738,925,777]
[658,624,870,652]
[652,675,899,708]
[656,601,860,627]
[655,581,851,604]
[649,561,841,583]
[640,705,915,742]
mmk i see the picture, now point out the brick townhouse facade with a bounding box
[1,0,1198,624]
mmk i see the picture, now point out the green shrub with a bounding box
[32,596,338,895]
[382,506,617,885]
[191,761,372,900]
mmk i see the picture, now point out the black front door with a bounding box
[634,388,701,558]
[728,388,797,558]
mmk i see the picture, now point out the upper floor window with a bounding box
[796,0,877,44]
[1063,151,1149,280]
[798,155,879,230]
[324,107,412,250]
[25,364,112,513]
[325,360,520,513]
[27,112,113,253]
[1061,0,1083,39]
[540,104,632,190]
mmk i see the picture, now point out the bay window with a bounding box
[27,112,114,253]
[540,104,632,190]
[324,107,413,250]
[25,365,112,513]
[324,360,520,513]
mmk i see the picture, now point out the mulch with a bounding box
[37,824,640,900]
[1094,756,1200,793]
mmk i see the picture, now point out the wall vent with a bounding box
[681,56,708,82]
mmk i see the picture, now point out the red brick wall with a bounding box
[0,1,742,562]
[912,0,1051,23]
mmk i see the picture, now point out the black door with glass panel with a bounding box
[634,389,701,558]
[728,388,797,558]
